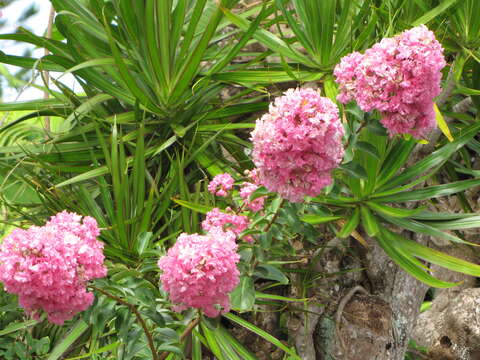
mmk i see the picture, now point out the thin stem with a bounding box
[158,316,201,360]
[263,198,285,233]
[89,285,159,360]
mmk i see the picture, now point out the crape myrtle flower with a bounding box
[239,182,265,212]
[158,228,240,317]
[207,173,235,197]
[334,25,446,138]
[0,211,106,325]
[202,207,253,242]
[251,88,344,202]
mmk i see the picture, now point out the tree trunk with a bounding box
[289,233,429,360]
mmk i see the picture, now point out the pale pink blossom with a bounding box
[0,211,106,324]
[202,208,253,242]
[158,228,240,317]
[251,88,344,202]
[334,25,446,138]
[207,173,235,197]
[240,182,265,212]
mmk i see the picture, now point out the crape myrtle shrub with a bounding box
[1,0,480,359]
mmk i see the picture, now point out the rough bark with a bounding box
[305,234,429,360]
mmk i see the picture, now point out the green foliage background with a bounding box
[0,0,480,359]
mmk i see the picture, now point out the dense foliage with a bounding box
[1,0,480,359]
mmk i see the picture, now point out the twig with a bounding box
[335,285,370,352]
[264,198,285,233]
[158,316,201,360]
[452,97,473,113]
[89,285,159,360]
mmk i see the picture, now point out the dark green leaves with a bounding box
[230,276,255,311]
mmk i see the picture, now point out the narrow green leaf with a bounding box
[374,178,480,203]
[422,216,480,230]
[366,202,425,218]
[380,215,476,246]
[223,313,302,360]
[361,206,380,236]
[300,214,343,225]
[64,342,121,360]
[380,121,480,190]
[376,228,457,288]
[356,141,380,159]
[220,7,317,68]
[412,0,459,26]
[172,199,213,214]
[47,319,89,360]
[0,320,38,336]
[337,207,360,238]
[340,161,368,180]
[389,230,480,276]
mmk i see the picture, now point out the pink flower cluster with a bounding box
[240,182,265,212]
[251,88,344,202]
[158,228,240,317]
[202,208,252,242]
[334,25,446,138]
[207,173,234,197]
[0,211,106,325]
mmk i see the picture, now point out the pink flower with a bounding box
[202,208,252,242]
[158,228,240,317]
[0,211,106,325]
[240,182,265,212]
[207,173,235,197]
[334,25,446,138]
[244,169,261,184]
[251,88,344,202]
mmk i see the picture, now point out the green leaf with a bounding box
[360,206,379,236]
[254,264,289,285]
[64,342,121,360]
[156,328,180,344]
[412,0,459,26]
[422,216,480,230]
[374,178,480,203]
[388,229,480,277]
[340,161,368,180]
[380,121,480,190]
[300,214,343,225]
[380,215,476,246]
[434,103,453,142]
[230,276,256,311]
[366,202,425,218]
[255,292,308,303]
[411,211,478,221]
[220,6,317,68]
[172,199,213,214]
[0,320,38,336]
[135,232,153,256]
[47,319,89,360]
[356,141,380,159]
[377,138,416,188]
[337,207,360,238]
[376,228,457,288]
[223,313,302,360]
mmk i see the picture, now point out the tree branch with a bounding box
[89,285,159,360]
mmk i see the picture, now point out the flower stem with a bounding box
[264,198,285,233]
[89,285,159,360]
